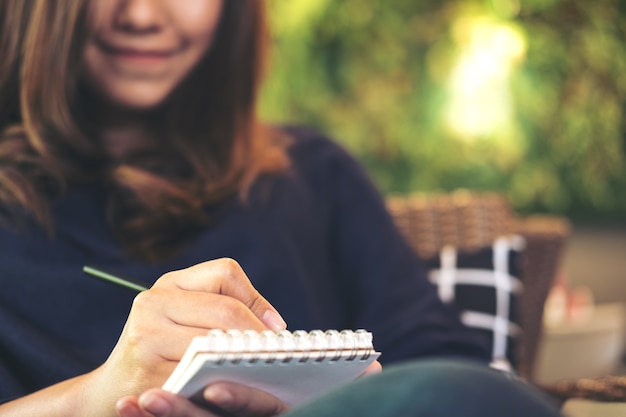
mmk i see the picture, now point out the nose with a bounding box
[113,0,166,33]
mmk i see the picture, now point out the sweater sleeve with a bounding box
[288,128,491,365]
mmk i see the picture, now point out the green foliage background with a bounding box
[260,0,626,223]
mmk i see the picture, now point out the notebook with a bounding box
[162,329,380,406]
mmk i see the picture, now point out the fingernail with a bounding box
[139,392,171,415]
[262,310,287,331]
[204,385,234,407]
[116,398,141,417]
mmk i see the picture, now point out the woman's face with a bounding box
[82,0,224,110]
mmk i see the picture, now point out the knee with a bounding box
[285,358,562,417]
[372,358,561,416]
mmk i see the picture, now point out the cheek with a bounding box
[84,2,114,36]
[171,0,224,45]
[81,45,180,109]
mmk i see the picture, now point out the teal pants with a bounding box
[284,359,563,417]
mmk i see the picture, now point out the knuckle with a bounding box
[247,295,266,315]
[133,290,153,310]
[131,289,153,309]
[158,270,177,283]
[130,288,165,314]
[216,257,242,275]
[151,270,178,289]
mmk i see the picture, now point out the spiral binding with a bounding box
[196,329,375,364]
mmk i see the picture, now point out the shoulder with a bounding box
[249,125,383,218]
[273,125,388,218]
[279,125,371,188]
[282,125,352,163]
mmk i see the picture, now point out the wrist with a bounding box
[0,371,108,417]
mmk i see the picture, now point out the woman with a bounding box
[0,1,563,417]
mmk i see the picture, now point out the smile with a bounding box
[95,39,180,64]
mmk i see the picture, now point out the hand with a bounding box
[115,361,382,417]
[85,258,287,416]
[116,382,290,417]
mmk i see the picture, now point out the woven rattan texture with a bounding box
[386,191,571,380]
[543,375,626,402]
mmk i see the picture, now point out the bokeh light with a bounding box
[262,0,626,223]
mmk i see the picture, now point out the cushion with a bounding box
[425,235,525,371]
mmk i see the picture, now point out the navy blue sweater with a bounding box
[0,128,490,402]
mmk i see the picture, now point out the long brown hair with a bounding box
[0,0,289,261]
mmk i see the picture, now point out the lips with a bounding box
[95,38,180,63]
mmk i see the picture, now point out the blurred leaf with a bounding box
[260,0,626,223]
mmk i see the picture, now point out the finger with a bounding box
[156,259,286,331]
[360,360,382,376]
[135,288,269,331]
[135,389,222,417]
[116,396,155,417]
[203,381,290,417]
[124,297,266,366]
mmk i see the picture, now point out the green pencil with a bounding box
[83,265,149,292]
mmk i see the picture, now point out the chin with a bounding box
[103,82,176,111]
[115,97,169,111]
[111,93,171,110]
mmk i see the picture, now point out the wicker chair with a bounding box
[385,190,571,381]
[386,191,626,405]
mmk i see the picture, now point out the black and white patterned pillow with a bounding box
[426,235,525,371]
